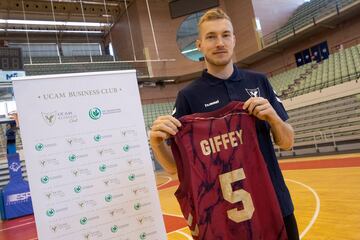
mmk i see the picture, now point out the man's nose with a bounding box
[215,37,225,47]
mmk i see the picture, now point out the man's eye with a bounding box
[206,35,215,39]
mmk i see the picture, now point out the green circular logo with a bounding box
[35,143,44,151]
[80,217,88,225]
[123,145,130,152]
[134,203,141,210]
[99,164,107,172]
[128,174,135,181]
[46,208,55,217]
[111,225,118,233]
[68,154,77,162]
[89,107,102,120]
[105,194,112,202]
[140,232,146,240]
[94,134,102,142]
[41,176,49,184]
[74,185,82,193]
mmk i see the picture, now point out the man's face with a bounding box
[197,19,235,67]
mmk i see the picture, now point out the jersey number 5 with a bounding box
[219,168,255,223]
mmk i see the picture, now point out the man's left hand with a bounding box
[243,97,280,124]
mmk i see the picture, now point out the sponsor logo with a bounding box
[6,192,31,204]
[204,99,220,108]
[68,154,77,162]
[9,162,21,172]
[134,202,141,210]
[104,194,112,202]
[89,107,102,120]
[42,111,78,125]
[99,164,107,172]
[245,88,261,97]
[128,174,135,181]
[41,176,49,184]
[42,111,57,126]
[35,143,44,151]
[74,185,82,193]
[94,134,102,142]
[140,232,147,240]
[123,145,130,152]
[46,208,55,217]
[111,225,118,233]
[80,217,88,225]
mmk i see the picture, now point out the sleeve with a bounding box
[263,76,289,122]
[172,90,192,119]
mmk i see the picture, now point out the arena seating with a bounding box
[264,0,357,45]
[277,93,360,157]
[269,43,360,99]
[23,57,148,77]
[142,102,174,131]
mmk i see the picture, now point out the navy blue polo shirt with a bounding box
[172,65,294,217]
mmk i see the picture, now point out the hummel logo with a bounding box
[133,189,138,195]
[84,233,90,239]
[110,210,115,216]
[66,139,73,145]
[204,100,219,107]
[127,159,133,166]
[45,193,52,199]
[98,150,104,155]
[40,160,46,167]
[121,131,126,136]
[72,170,79,176]
[103,180,110,186]
[78,202,85,208]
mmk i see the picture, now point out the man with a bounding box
[149,8,299,239]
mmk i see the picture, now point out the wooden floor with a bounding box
[157,153,360,240]
[1,153,360,239]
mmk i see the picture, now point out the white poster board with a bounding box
[13,70,167,240]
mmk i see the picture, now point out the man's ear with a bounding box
[196,39,201,51]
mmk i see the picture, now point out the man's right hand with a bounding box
[149,115,181,146]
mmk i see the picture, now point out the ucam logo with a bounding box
[41,111,57,126]
[245,88,261,97]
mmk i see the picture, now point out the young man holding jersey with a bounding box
[149,8,299,239]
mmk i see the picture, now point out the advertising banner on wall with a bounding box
[12,70,167,240]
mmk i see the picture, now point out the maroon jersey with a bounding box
[171,101,287,240]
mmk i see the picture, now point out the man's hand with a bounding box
[243,97,281,124]
[149,115,181,174]
[243,97,294,150]
[149,115,182,146]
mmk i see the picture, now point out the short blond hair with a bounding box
[198,8,231,28]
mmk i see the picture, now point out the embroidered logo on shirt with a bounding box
[204,100,219,107]
[245,88,260,97]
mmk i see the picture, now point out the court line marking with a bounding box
[285,178,321,240]
[156,175,173,188]
[174,229,193,239]
[0,221,35,232]
[162,212,184,218]
[17,216,34,223]
[166,226,189,235]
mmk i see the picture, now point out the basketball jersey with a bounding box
[171,101,287,240]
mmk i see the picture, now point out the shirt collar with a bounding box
[201,64,244,86]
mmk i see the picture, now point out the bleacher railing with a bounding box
[262,0,357,47]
